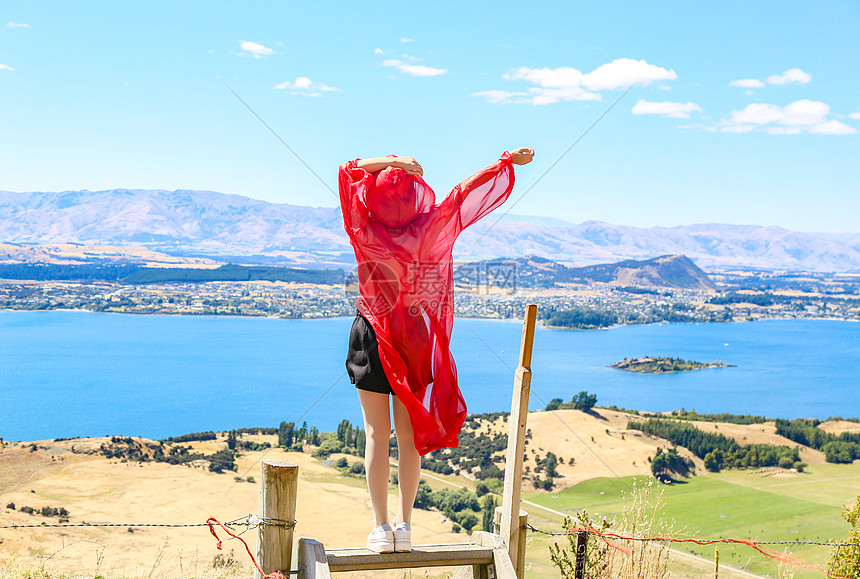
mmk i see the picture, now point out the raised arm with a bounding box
[338,155,425,234]
[437,147,534,232]
[356,156,424,176]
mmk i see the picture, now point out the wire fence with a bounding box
[526,522,859,579]
[0,515,296,579]
[3,513,857,578]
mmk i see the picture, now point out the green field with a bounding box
[520,462,860,578]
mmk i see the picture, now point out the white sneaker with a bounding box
[366,523,394,553]
[393,522,411,552]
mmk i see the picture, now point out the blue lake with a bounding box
[0,310,857,441]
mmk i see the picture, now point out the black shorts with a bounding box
[346,313,394,396]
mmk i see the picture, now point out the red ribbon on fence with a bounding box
[207,516,284,579]
[566,526,850,579]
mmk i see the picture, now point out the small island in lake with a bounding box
[611,356,736,373]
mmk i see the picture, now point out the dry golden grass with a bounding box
[4,409,828,578]
[0,436,464,579]
[818,420,860,436]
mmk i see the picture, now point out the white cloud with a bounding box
[471,90,521,104]
[374,48,383,55]
[720,124,756,134]
[631,99,702,119]
[766,68,811,85]
[719,99,856,135]
[274,76,342,96]
[477,58,675,105]
[809,120,857,135]
[6,22,30,28]
[382,59,447,77]
[849,112,860,120]
[400,38,413,43]
[238,40,274,59]
[582,58,676,90]
[730,78,765,88]
[0,64,15,71]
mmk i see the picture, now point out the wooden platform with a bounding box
[298,531,516,578]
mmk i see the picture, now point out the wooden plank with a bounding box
[256,460,298,579]
[324,543,494,572]
[500,304,537,579]
[297,537,332,579]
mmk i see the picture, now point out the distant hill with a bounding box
[121,263,343,285]
[2,188,859,271]
[463,254,715,290]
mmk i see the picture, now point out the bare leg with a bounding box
[358,390,392,526]
[392,396,420,525]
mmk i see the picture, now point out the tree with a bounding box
[481,495,497,532]
[545,398,563,411]
[414,480,434,509]
[823,441,855,464]
[572,391,597,411]
[227,430,237,450]
[278,421,295,447]
[651,447,694,481]
[336,419,352,444]
[475,482,490,497]
[544,452,559,478]
[355,429,366,457]
[308,426,320,446]
[703,449,725,472]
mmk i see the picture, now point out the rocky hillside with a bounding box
[462,254,715,290]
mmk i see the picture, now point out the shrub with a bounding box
[572,391,598,411]
[828,496,860,578]
[550,481,672,579]
[312,438,344,459]
[458,513,478,531]
[349,461,366,475]
[545,398,563,411]
[208,449,237,473]
[778,456,795,469]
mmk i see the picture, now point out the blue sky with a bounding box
[1,1,858,233]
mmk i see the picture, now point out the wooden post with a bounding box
[574,531,587,579]
[500,304,537,579]
[256,460,298,579]
[714,546,719,579]
[494,506,528,578]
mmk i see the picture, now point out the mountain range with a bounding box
[2,188,859,272]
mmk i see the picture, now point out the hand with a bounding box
[510,147,534,166]
[394,156,423,176]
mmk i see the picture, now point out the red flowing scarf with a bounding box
[338,152,516,455]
